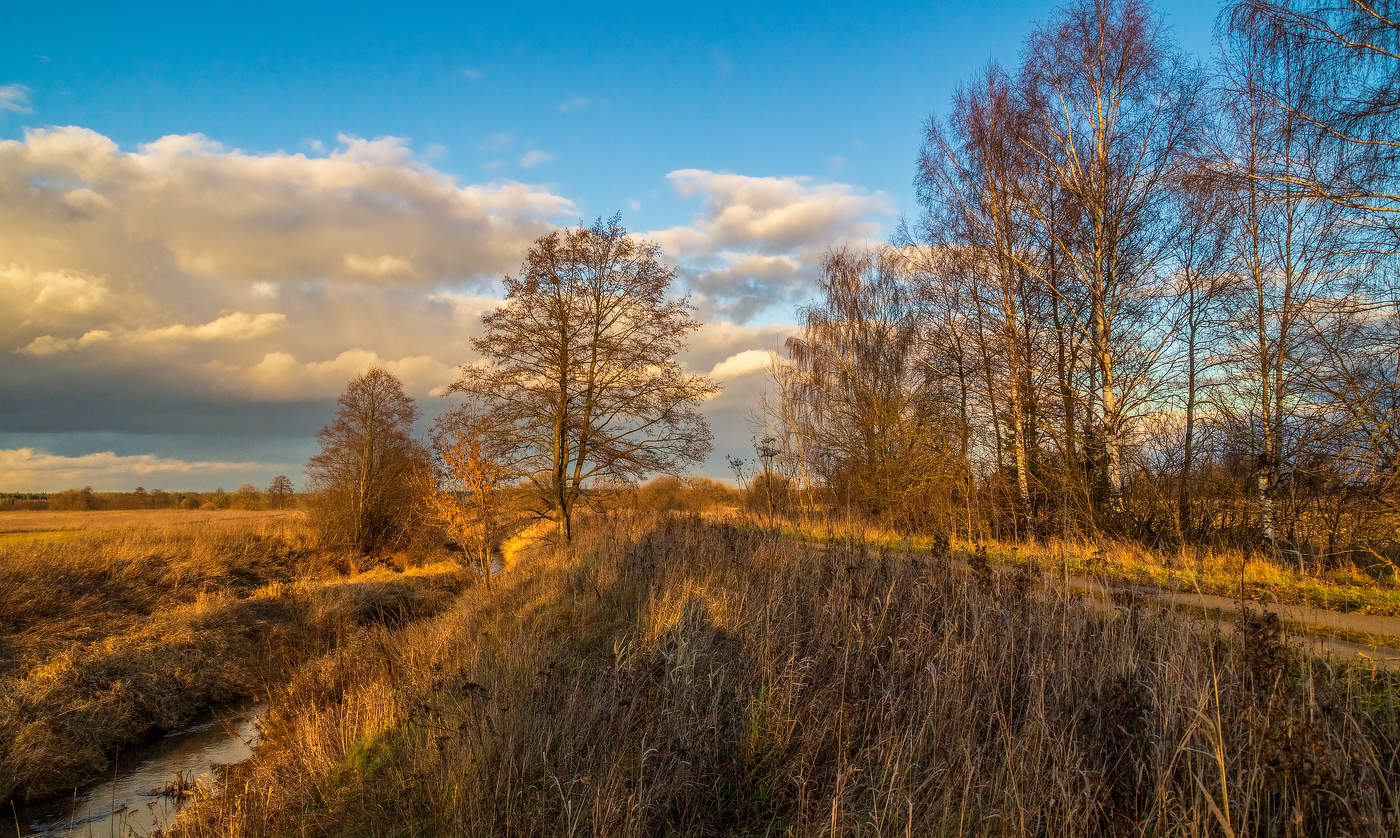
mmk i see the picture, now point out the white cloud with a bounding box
[0,84,32,115]
[0,126,573,291]
[682,321,796,375]
[0,265,110,322]
[558,95,591,113]
[519,149,555,169]
[135,312,287,343]
[343,253,417,279]
[458,68,486,81]
[653,169,889,255]
[17,312,285,356]
[0,448,270,491]
[212,348,458,400]
[645,170,890,321]
[479,131,512,151]
[709,349,776,380]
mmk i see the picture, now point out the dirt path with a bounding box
[1064,574,1400,668]
[802,537,1400,668]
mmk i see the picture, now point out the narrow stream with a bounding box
[13,704,266,838]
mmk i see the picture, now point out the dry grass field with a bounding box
[0,508,297,534]
[0,508,467,801]
[165,514,1400,837]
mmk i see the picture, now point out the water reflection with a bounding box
[16,705,264,838]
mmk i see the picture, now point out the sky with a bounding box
[0,0,1221,491]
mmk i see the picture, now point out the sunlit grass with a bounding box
[0,509,468,801]
[776,517,1400,616]
[165,514,1400,837]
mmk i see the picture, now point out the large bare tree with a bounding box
[452,216,718,541]
[917,64,1043,540]
[1019,0,1201,521]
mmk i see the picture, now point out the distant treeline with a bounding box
[0,475,297,511]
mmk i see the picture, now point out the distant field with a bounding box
[0,507,297,535]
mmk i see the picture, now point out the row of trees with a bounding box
[14,479,296,511]
[306,217,718,573]
[766,0,1399,567]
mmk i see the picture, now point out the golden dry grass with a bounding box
[0,507,296,534]
[777,517,1400,616]
[0,510,469,802]
[168,514,1400,837]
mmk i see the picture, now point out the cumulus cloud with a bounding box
[1,265,110,323]
[0,125,573,366]
[682,321,795,378]
[0,84,32,114]
[654,169,888,255]
[709,349,776,380]
[519,149,555,169]
[17,312,286,356]
[0,448,271,492]
[648,169,891,321]
[557,96,591,113]
[0,126,573,296]
[210,348,459,401]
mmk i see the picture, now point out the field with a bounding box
[0,509,466,801]
[3,509,1399,836]
[159,514,1397,837]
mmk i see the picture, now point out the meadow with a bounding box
[3,506,1398,835]
[161,513,1398,837]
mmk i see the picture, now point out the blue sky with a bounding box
[0,0,1223,490]
[5,0,1219,222]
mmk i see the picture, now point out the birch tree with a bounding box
[1019,0,1200,521]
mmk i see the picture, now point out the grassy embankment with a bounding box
[170,514,1399,836]
[0,509,467,802]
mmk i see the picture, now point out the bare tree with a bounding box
[917,63,1043,539]
[266,474,295,509]
[1213,11,1358,551]
[1229,0,1399,251]
[780,248,962,532]
[1019,0,1201,521]
[306,367,426,554]
[452,215,718,541]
